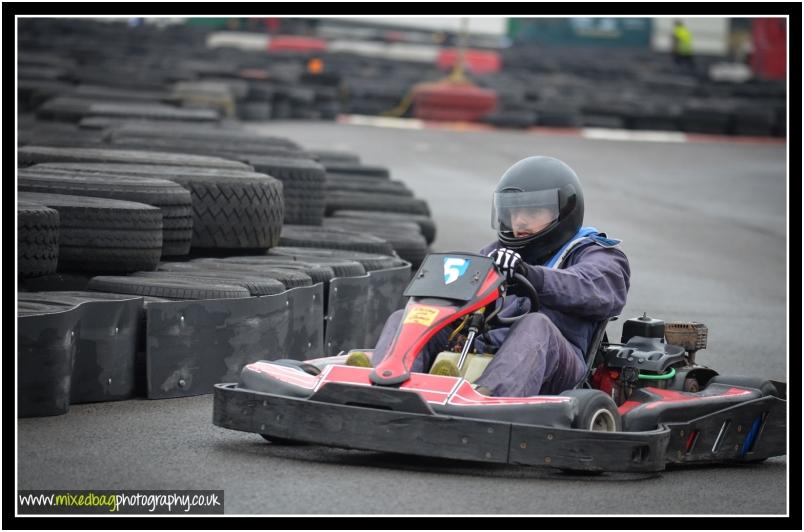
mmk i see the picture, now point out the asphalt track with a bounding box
[17,120,789,516]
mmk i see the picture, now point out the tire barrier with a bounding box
[18,18,786,137]
[88,276,253,300]
[29,163,285,252]
[329,210,437,245]
[279,224,395,256]
[322,163,390,179]
[267,246,406,272]
[137,270,288,296]
[104,121,302,151]
[17,260,411,411]
[18,192,164,273]
[163,260,314,289]
[322,217,428,268]
[18,200,60,278]
[202,256,338,287]
[18,18,445,415]
[309,150,361,165]
[17,146,254,171]
[232,155,326,226]
[18,168,194,257]
[18,292,143,417]
[105,136,309,161]
[325,190,432,217]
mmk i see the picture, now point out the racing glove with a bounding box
[488,247,525,281]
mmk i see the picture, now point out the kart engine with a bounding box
[593,313,709,405]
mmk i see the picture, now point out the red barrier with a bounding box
[268,36,328,53]
[412,81,498,121]
[437,48,502,74]
[751,18,786,80]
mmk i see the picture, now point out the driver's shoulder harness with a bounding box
[543,226,622,269]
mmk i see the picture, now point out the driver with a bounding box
[357,156,631,397]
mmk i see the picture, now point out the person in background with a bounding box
[672,20,695,70]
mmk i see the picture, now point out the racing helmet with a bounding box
[491,156,584,258]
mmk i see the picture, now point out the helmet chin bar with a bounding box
[497,230,540,249]
[497,217,560,249]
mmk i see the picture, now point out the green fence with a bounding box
[508,18,653,48]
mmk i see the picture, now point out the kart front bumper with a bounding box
[213,380,785,473]
[213,381,785,472]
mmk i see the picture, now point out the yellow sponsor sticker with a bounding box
[403,306,440,327]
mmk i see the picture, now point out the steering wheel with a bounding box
[491,272,541,326]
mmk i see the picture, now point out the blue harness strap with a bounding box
[543,226,622,269]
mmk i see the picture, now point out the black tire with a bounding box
[323,163,390,179]
[17,120,106,148]
[18,169,193,257]
[239,101,272,121]
[131,271,286,296]
[331,210,436,245]
[166,172,284,250]
[17,146,252,171]
[322,218,428,267]
[106,136,309,161]
[325,191,431,216]
[159,260,313,289]
[268,246,400,272]
[86,102,220,122]
[481,109,536,129]
[263,250,368,277]
[706,375,780,397]
[325,178,413,197]
[71,84,174,104]
[323,217,422,235]
[238,155,327,225]
[560,389,622,432]
[279,225,395,256]
[18,80,75,113]
[104,121,301,150]
[29,163,284,251]
[88,275,251,300]
[19,272,93,292]
[18,192,163,273]
[214,257,336,285]
[18,200,60,278]
[34,96,96,122]
[309,150,360,165]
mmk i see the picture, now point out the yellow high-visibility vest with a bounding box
[674,26,693,55]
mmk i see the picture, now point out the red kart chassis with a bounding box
[213,254,786,473]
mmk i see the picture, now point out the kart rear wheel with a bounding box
[561,389,622,432]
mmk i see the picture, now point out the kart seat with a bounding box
[574,315,618,389]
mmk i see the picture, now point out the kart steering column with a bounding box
[456,310,485,371]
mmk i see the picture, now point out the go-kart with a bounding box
[212,252,786,472]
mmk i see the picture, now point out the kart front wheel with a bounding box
[561,389,622,432]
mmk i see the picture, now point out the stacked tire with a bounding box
[18,200,60,278]
[25,163,285,252]
[18,191,163,273]
[17,168,194,257]
[308,155,436,268]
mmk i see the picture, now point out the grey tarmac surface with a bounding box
[17,120,789,515]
